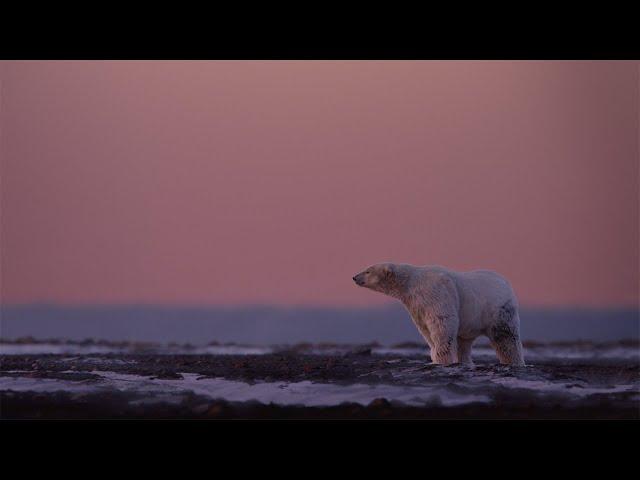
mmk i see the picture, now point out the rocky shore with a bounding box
[2,345,638,419]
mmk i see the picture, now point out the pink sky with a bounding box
[1,61,638,307]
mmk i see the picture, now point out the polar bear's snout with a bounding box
[353,265,388,290]
[352,273,366,286]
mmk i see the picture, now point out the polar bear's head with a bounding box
[352,263,400,296]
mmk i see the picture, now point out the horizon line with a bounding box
[1,301,639,312]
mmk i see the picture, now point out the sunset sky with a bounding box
[1,61,638,307]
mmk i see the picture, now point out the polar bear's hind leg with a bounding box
[488,302,525,366]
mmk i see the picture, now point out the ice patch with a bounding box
[3,367,638,408]
[0,370,491,407]
[0,344,128,355]
[486,375,637,397]
[196,346,273,355]
[2,341,637,360]
[0,343,273,356]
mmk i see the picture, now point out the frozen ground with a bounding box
[2,338,639,360]
[1,340,638,419]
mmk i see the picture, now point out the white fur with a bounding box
[353,263,525,366]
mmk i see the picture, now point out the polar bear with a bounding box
[353,263,525,366]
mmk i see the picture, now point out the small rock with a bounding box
[206,404,225,417]
[344,346,372,357]
[368,398,391,408]
[153,371,183,380]
[192,404,210,415]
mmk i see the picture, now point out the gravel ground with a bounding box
[1,350,638,419]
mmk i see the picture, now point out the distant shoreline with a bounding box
[1,304,638,344]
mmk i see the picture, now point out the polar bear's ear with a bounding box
[384,264,396,278]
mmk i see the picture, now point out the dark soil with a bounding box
[1,352,638,419]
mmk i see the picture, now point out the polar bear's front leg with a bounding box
[430,335,458,364]
[405,279,461,365]
[426,314,459,365]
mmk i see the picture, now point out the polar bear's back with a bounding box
[453,269,517,307]
[442,268,519,331]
